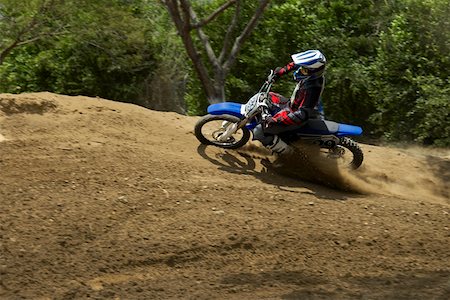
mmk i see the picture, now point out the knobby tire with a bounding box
[194,114,251,149]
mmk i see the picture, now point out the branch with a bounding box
[163,0,187,33]
[219,0,241,63]
[223,0,270,72]
[178,0,192,29]
[182,0,220,69]
[16,21,68,46]
[0,0,58,64]
[162,0,216,99]
[0,40,20,65]
[191,0,236,29]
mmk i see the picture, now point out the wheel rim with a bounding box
[320,146,356,168]
[201,119,245,146]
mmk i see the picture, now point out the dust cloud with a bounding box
[267,142,449,205]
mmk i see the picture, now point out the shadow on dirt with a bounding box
[221,270,327,289]
[196,144,366,200]
[221,270,450,299]
[0,97,57,115]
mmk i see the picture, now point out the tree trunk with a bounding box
[209,68,226,103]
[162,0,270,106]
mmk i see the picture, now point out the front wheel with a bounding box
[194,114,251,149]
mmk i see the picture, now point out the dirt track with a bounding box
[1,92,449,299]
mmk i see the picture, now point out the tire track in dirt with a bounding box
[1,92,449,299]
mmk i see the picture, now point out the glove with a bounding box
[274,67,282,75]
[273,67,283,81]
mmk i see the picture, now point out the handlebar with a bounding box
[266,69,276,84]
[256,70,275,96]
[254,70,276,120]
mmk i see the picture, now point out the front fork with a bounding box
[217,118,249,142]
[217,103,262,142]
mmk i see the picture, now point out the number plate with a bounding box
[244,94,259,114]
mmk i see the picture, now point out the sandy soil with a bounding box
[0,92,449,299]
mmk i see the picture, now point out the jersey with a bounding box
[268,62,325,126]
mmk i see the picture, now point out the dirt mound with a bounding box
[1,92,449,299]
[0,94,57,116]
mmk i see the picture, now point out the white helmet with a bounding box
[291,50,327,69]
[291,50,326,81]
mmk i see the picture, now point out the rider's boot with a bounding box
[267,135,293,155]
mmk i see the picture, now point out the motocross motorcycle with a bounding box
[194,71,364,170]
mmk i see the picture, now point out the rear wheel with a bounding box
[324,137,363,169]
[194,114,251,149]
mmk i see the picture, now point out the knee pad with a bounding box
[267,136,293,155]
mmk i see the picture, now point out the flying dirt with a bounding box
[1,93,449,299]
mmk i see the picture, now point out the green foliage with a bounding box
[231,0,383,127]
[0,0,57,43]
[412,76,450,146]
[226,0,449,145]
[0,0,158,105]
[185,78,209,116]
[368,0,450,145]
[0,0,449,145]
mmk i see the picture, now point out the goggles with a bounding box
[299,67,311,75]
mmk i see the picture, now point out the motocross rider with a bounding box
[252,49,327,155]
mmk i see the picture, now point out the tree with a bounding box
[162,0,270,103]
[368,0,450,145]
[0,0,67,65]
[228,0,386,126]
[0,0,158,107]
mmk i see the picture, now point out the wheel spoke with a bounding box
[194,115,251,149]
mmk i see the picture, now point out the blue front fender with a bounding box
[207,102,244,118]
